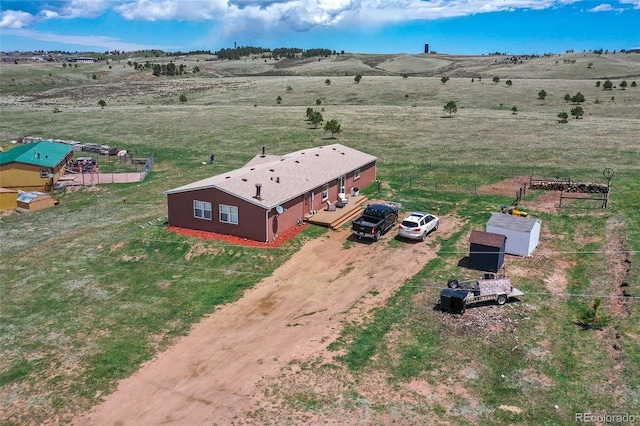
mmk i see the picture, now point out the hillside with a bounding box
[0,52,638,425]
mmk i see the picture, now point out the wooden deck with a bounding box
[305,195,369,230]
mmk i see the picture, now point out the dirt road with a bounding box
[77,218,459,425]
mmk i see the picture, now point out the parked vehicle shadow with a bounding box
[346,234,376,245]
[394,235,422,244]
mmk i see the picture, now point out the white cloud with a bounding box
[589,3,614,11]
[1,28,168,51]
[1,1,114,29]
[101,0,581,30]
[619,0,640,9]
[55,0,114,18]
[115,0,233,20]
[0,10,36,29]
[588,2,625,11]
[4,0,635,34]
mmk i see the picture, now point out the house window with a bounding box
[354,169,361,180]
[194,200,212,220]
[219,204,239,224]
[40,168,49,178]
[322,183,329,201]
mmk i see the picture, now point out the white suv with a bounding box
[398,212,439,241]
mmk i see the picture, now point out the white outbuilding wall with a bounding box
[486,212,542,257]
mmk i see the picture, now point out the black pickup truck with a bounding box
[351,203,399,241]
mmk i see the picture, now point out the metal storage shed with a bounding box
[468,230,506,273]
[486,212,541,257]
[16,191,55,211]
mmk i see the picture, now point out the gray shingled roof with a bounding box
[164,143,377,209]
[487,212,540,232]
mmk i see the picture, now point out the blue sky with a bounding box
[1,1,638,54]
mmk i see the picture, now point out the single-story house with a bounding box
[486,212,542,257]
[16,191,56,211]
[0,187,18,211]
[0,141,74,191]
[468,230,506,273]
[164,144,377,243]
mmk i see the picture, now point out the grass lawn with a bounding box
[0,51,638,424]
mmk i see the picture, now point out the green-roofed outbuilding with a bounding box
[0,142,74,191]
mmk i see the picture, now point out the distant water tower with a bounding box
[424,43,429,54]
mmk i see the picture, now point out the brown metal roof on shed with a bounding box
[469,230,506,248]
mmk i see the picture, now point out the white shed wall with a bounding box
[486,218,541,257]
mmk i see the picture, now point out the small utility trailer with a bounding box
[440,276,524,314]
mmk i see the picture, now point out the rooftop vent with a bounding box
[254,183,262,200]
[261,146,266,157]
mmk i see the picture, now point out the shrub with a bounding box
[557,111,568,123]
[576,298,611,330]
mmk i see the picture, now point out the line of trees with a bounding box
[215,46,337,60]
[127,61,200,76]
[216,46,271,60]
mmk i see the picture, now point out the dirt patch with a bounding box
[476,175,530,197]
[543,261,572,294]
[527,190,560,214]
[434,302,538,338]
[74,216,462,425]
[602,218,634,315]
[476,175,561,214]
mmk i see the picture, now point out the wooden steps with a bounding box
[306,195,369,230]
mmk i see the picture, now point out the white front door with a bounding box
[338,175,346,194]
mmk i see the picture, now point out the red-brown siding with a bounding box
[167,187,268,242]
[166,160,377,243]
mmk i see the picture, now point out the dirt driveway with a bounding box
[76,217,460,425]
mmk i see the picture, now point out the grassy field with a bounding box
[0,51,639,424]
